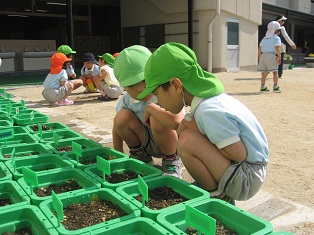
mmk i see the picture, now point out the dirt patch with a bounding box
[34,179,81,197]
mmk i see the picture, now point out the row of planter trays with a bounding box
[0,89,292,234]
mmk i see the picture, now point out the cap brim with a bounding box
[71,50,76,54]
[137,85,157,99]
[119,70,145,87]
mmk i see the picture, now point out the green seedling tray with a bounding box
[0,133,39,147]
[46,138,103,156]
[25,122,69,134]
[0,205,58,235]
[33,129,83,143]
[9,107,31,116]
[0,181,30,211]
[5,154,74,180]
[0,120,13,127]
[85,158,162,190]
[12,110,50,125]
[90,217,172,235]
[39,188,141,235]
[116,175,210,221]
[11,126,30,134]
[156,198,273,235]
[0,143,52,162]
[62,147,129,170]
[0,116,13,124]
[0,102,25,112]
[18,168,101,206]
[0,162,12,181]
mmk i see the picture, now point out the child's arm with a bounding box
[275,45,281,64]
[144,103,184,130]
[258,45,262,61]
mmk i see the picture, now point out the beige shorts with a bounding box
[102,84,124,99]
[42,86,67,103]
[218,161,267,201]
[142,125,162,158]
[258,52,278,72]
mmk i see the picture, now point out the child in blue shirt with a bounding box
[79,53,100,93]
[138,42,269,203]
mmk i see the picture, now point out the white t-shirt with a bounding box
[43,70,68,89]
[99,64,120,87]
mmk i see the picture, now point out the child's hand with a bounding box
[143,109,152,127]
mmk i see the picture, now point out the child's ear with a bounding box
[170,78,183,93]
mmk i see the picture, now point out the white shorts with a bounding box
[102,84,123,99]
[258,52,278,72]
[42,86,67,103]
[218,161,268,201]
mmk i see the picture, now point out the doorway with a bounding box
[226,19,240,72]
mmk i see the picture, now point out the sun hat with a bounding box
[50,52,71,74]
[276,15,287,22]
[137,42,224,99]
[98,53,115,67]
[265,21,282,39]
[83,53,97,64]
[113,45,152,87]
[57,45,76,55]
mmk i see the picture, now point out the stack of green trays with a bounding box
[90,217,172,235]
[156,198,273,235]
[0,181,30,211]
[25,122,69,134]
[11,126,30,134]
[0,162,12,181]
[5,154,74,180]
[39,188,141,235]
[33,129,83,143]
[17,168,101,206]
[12,110,50,125]
[116,175,210,221]
[84,158,162,190]
[0,133,39,147]
[0,205,58,235]
[62,147,129,170]
[0,143,53,162]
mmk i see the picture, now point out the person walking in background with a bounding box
[78,53,100,93]
[96,53,123,101]
[42,52,83,106]
[57,45,77,79]
[258,21,282,93]
[275,15,297,79]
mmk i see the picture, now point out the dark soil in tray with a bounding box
[34,179,82,197]
[0,199,11,207]
[186,216,238,235]
[56,145,87,152]
[58,199,127,230]
[80,153,119,165]
[135,186,188,210]
[3,152,40,159]
[104,171,142,184]
[31,123,52,131]
[2,227,32,235]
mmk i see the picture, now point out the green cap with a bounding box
[98,53,115,67]
[137,42,224,99]
[57,45,76,55]
[113,45,152,87]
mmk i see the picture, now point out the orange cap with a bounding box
[113,52,119,58]
[50,52,72,74]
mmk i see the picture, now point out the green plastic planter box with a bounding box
[5,154,74,180]
[0,116,13,125]
[0,143,52,162]
[0,102,25,112]
[11,126,30,134]
[25,122,69,134]
[39,188,141,235]
[116,175,210,221]
[12,110,50,125]
[46,138,103,156]
[33,129,83,143]
[156,198,273,235]
[0,205,58,235]
[85,158,162,190]
[90,217,172,235]
[0,120,13,127]
[0,162,12,181]
[62,147,129,169]
[0,181,30,211]
[18,168,101,206]
[0,133,38,147]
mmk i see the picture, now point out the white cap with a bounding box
[265,21,282,38]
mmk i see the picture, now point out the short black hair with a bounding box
[275,15,286,21]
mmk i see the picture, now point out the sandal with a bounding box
[97,96,117,101]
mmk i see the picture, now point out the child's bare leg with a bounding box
[272,71,279,85]
[72,79,83,90]
[93,75,106,96]
[261,72,268,85]
[63,82,74,100]
[178,129,231,191]
[79,75,87,87]
[114,109,145,147]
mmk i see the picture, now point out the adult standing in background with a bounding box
[276,15,297,79]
